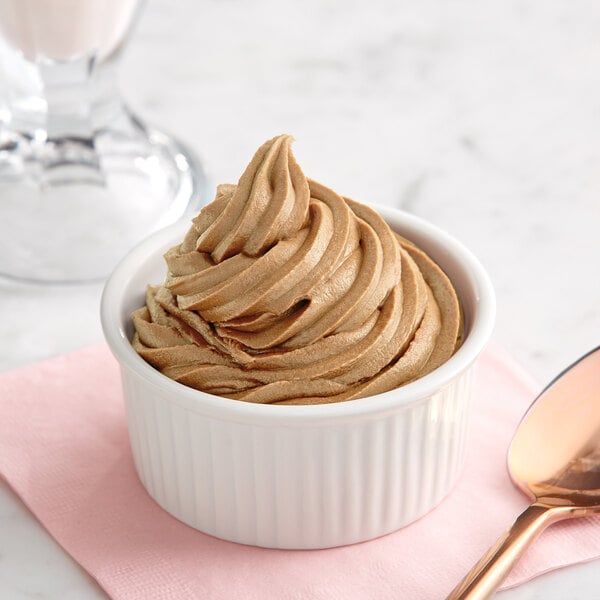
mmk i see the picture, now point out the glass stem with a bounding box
[34,55,125,181]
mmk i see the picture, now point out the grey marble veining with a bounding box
[1,0,599,597]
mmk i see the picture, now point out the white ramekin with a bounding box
[101,204,495,549]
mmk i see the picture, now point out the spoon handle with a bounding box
[446,503,562,599]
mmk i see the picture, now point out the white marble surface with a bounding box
[1,0,600,597]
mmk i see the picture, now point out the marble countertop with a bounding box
[1,0,599,597]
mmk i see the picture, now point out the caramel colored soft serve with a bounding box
[132,135,462,404]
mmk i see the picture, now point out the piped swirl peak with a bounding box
[194,134,310,262]
[132,135,463,405]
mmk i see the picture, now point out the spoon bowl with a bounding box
[510,346,600,509]
[447,346,600,599]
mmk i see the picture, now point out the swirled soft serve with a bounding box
[131,135,462,404]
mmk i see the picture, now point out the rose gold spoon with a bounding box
[447,346,600,599]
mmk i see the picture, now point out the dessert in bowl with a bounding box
[101,135,495,549]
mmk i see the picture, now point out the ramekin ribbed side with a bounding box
[121,362,473,549]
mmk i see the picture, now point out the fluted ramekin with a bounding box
[101,205,495,549]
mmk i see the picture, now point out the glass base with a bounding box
[0,111,208,283]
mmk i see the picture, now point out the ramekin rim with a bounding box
[101,205,495,423]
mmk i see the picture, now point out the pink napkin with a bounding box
[1,344,599,599]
